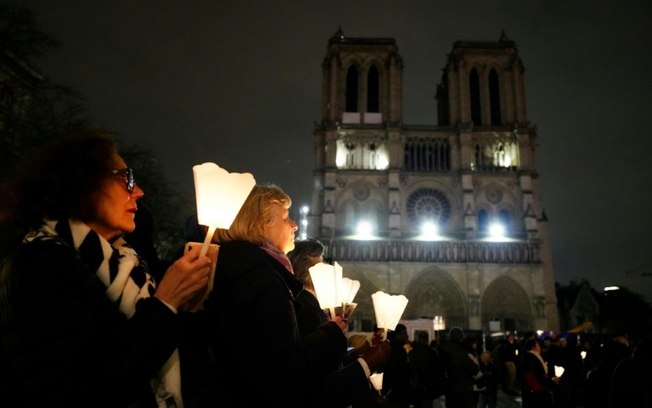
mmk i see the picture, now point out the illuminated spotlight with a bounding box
[604,286,620,292]
[298,205,309,241]
[354,221,375,240]
[487,222,507,241]
[419,221,440,240]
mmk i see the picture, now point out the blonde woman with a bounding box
[183,185,388,407]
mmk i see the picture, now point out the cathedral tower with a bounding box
[309,29,558,334]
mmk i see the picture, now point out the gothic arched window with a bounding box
[469,69,481,125]
[346,65,359,112]
[367,65,379,113]
[489,69,501,125]
[498,209,511,233]
[478,209,489,232]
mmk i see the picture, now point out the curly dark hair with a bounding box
[0,128,119,247]
[287,238,325,287]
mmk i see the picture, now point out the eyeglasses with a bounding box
[110,168,136,193]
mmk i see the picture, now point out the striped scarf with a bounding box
[24,219,183,407]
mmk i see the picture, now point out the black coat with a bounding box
[182,241,349,407]
[521,351,555,408]
[0,238,178,407]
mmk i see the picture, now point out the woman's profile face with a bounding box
[85,154,144,240]
[263,202,298,254]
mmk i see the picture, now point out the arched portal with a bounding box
[481,276,532,331]
[403,267,467,328]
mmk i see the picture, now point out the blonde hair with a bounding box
[214,184,291,245]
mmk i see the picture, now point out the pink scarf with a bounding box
[260,238,293,274]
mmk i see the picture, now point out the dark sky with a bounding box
[11,1,652,302]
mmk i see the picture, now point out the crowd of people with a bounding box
[0,129,391,408]
[1,128,650,408]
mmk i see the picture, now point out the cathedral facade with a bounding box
[307,29,559,333]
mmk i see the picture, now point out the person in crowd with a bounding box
[287,237,329,338]
[545,334,583,408]
[440,328,480,408]
[497,333,519,396]
[0,129,212,408]
[408,331,440,408]
[582,335,631,408]
[476,350,498,408]
[608,335,652,407]
[461,335,483,408]
[521,338,559,408]
[287,237,392,407]
[382,323,415,408]
[182,184,389,407]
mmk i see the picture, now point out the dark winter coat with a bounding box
[521,351,555,408]
[0,237,178,408]
[182,240,349,407]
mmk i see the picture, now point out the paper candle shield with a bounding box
[309,261,343,309]
[369,372,384,391]
[341,278,360,304]
[371,291,409,331]
[192,162,255,229]
[554,365,565,377]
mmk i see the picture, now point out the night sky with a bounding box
[9,1,652,302]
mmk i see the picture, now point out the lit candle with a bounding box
[371,291,409,340]
[192,162,255,256]
[309,261,343,317]
[369,372,384,394]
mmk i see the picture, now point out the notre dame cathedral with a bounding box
[307,29,559,335]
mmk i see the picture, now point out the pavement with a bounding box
[430,389,522,407]
[496,389,522,407]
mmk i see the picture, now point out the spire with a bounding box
[499,29,510,42]
[335,26,344,40]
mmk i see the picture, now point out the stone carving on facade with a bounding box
[469,295,480,316]
[377,176,387,188]
[352,183,370,201]
[485,186,503,204]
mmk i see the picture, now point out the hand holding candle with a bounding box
[309,262,360,320]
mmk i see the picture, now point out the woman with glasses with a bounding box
[0,129,212,407]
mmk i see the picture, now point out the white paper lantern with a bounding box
[193,162,255,229]
[369,372,384,393]
[371,291,409,331]
[554,365,565,378]
[340,277,360,304]
[309,262,343,309]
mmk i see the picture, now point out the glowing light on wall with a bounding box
[418,221,440,240]
[488,222,506,240]
[375,150,389,169]
[354,220,375,240]
[335,140,389,170]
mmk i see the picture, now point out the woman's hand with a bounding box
[154,244,211,310]
[330,315,348,332]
